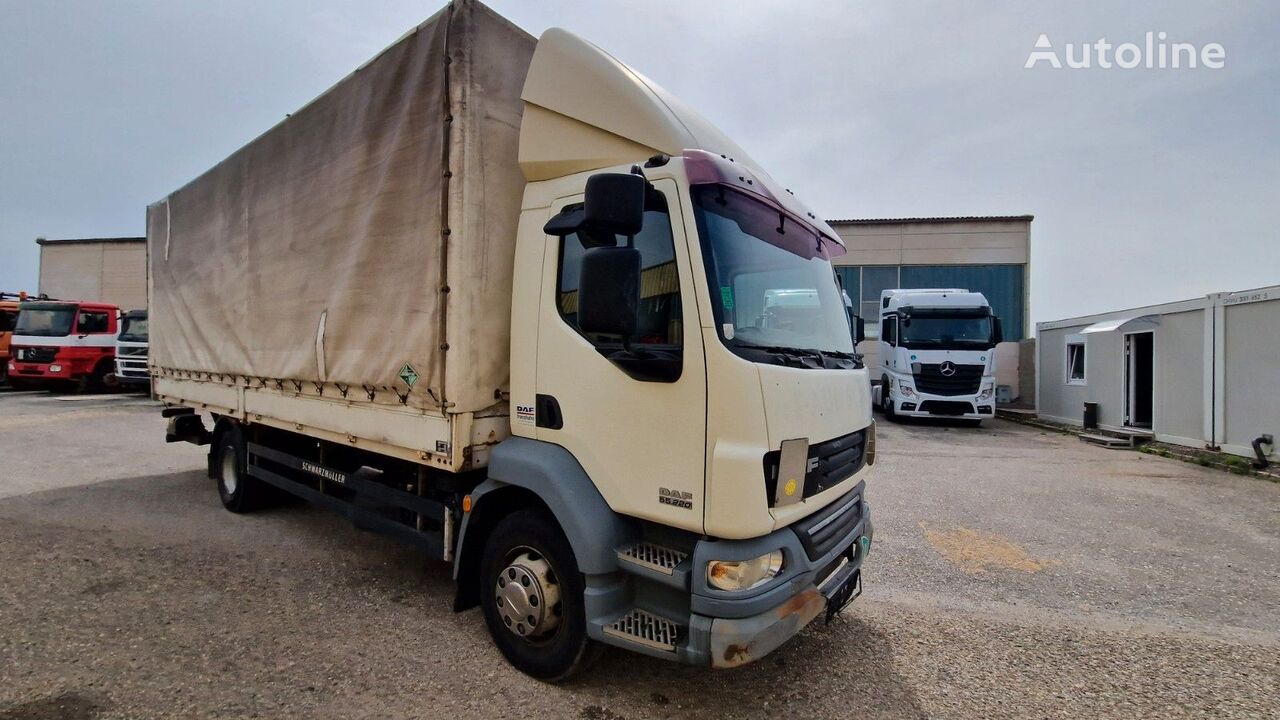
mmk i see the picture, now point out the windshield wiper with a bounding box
[731,342,859,361]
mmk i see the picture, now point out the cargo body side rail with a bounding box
[243,440,455,561]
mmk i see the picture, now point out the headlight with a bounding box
[976,385,993,402]
[707,550,784,592]
[898,382,916,399]
[49,364,63,373]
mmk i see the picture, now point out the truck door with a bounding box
[535,178,708,532]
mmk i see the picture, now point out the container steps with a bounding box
[1080,428,1154,449]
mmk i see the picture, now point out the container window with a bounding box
[1066,341,1086,385]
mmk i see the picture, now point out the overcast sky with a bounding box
[2,1,1276,323]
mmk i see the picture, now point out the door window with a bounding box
[555,192,682,349]
[882,315,898,345]
[77,311,110,334]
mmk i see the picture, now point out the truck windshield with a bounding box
[900,310,993,350]
[692,184,856,366]
[14,305,76,337]
[120,315,149,342]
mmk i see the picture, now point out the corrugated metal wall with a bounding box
[38,242,146,310]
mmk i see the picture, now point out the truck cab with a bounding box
[873,288,1002,423]
[9,300,119,392]
[114,309,149,389]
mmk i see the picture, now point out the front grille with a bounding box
[919,400,974,416]
[791,486,863,561]
[15,347,56,363]
[763,428,867,505]
[913,362,983,396]
[117,346,148,357]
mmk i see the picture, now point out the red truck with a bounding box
[8,300,119,392]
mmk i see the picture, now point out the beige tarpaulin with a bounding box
[148,0,535,415]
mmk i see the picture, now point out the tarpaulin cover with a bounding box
[148,0,535,414]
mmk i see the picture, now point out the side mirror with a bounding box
[578,246,641,338]
[543,173,646,243]
[992,316,1004,345]
[854,316,866,345]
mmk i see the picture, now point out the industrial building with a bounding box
[830,215,1033,402]
[1037,284,1278,463]
[36,236,147,311]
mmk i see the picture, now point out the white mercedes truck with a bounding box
[873,288,1002,424]
[153,0,875,680]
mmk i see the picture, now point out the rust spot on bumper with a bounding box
[723,643,750,664]
[710,588,826,668]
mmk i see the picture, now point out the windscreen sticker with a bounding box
[720,286,735,310]
[722,323,736,339]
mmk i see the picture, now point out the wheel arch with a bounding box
[452,437,635,611]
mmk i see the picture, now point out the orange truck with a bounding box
[0,292,21,385]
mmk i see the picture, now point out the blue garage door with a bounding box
[899,265,1025,341]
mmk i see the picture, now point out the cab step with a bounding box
[603,609,682,653]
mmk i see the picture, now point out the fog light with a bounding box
[49,364,63,373]
[707,550,784,592]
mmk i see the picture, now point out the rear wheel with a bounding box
[214,426,261,513]
[479,510,598,682]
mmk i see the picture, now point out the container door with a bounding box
[534,179,707,532]
[1124,331,1154,428]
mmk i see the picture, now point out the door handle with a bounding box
[536,394,563,430]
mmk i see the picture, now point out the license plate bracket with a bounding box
[823,567,861,623]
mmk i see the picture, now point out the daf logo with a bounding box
[939,361,958,377]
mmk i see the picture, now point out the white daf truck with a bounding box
[873,288,1003,424]
[153,0,874,680]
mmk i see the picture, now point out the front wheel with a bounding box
[879,378,897,420]
[479,510,598,682]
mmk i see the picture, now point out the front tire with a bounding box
[879,378,897,420]
[479,510,597,682]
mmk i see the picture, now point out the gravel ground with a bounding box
[1,390,1278,719]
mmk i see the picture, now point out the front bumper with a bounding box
[115,360,150,385]
[588,485,873,667]
[705,512,871,668]
[7,361,74,380]
[892,393,993,420]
